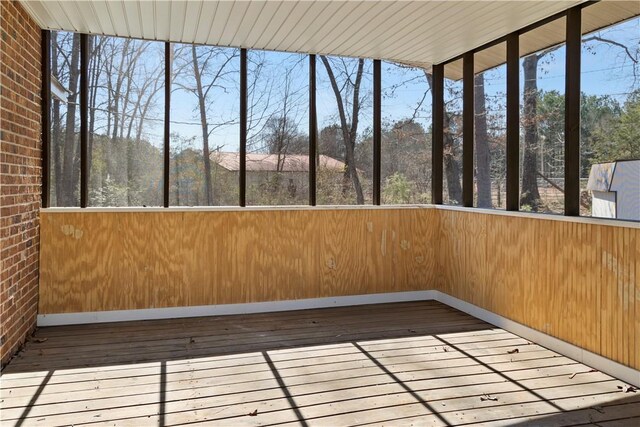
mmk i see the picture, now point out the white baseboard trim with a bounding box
[36,290,437,327]
[434,291,640,388]
[36,289,639,387]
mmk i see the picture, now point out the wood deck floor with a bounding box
[1,301,639,426]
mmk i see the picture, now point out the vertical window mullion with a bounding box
[565,7,581,216]
[309,54,317,206]
[80,34,89,208]
[462,52,474,208]
[164,42,171,208]
[432,64,444,205]
[506,32,520,211]
[373,59,382,205]
[239,48,247,207]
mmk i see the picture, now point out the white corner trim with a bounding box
[434,291,640,388]
[36,290,437,326]
[36,289,639,387]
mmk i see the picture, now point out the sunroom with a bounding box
[1,1,639,425]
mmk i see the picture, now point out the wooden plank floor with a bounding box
[1,301,639,426]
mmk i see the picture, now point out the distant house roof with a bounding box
[211,152,346,173]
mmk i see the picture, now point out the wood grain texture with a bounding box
[39,208,639,370]
[39,209,437,314]
[4,302,640,426]
[438,209,640,371]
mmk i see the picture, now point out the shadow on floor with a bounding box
[3,301,490,374]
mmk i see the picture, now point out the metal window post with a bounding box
[80,34,89,207]
[506,32,520,211]
[309,54,317,206]
[432,64,444,205]
[240,48,247,207]
[164,42,171,207]
[462,52,474,207]
[564,7,581,216]
[373,59,382,205]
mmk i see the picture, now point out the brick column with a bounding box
[1,0,43,367]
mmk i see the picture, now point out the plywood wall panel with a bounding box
[635,229,640,369]
[438,209,640,371]
[39,208,639,370]
[395,208,438,292]
[40,209,435,315]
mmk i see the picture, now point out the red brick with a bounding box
[0,0,41,368]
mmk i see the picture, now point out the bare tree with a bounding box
[424,70,462,204]
[246,52,274,147]
[87,35,109,189]
[261,62,308,165]
[474,74,492,208]
[320,56,366,204]
[172,45,239,204]
[51,32,64,204]
[521,54,543,210]
[60,33,80,206]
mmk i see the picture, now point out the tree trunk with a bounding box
[51,40,62,205]
[425,70,462,205]
[192,46,213,205]
[521,54,542,210]
[104,49,114,185]
[61,33,81,206]
[88,36,101,196]
[320,56,365,204]
[111,39,129,143]
[443,112,463,204]
[474,74,492,208]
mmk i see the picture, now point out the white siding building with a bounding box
[587,160,640,221]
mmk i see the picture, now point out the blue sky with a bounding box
[123,16,639,152]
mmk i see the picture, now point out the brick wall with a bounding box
[0,0,42,368]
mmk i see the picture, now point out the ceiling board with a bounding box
[18,0,638,76]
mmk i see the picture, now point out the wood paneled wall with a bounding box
[39,208,639,369]
[39,209,437,314]
[438,209,639,371]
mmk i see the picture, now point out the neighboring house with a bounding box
[587,160,640,221]
[211,152,346,204]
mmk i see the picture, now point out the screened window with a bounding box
[170,44,240,206]
[474,43,507,209]
[443,60,464,205]
[580,12,640,220]
[381,62,432,204]
[519,17,567,214]
[50,31,80,207]
[317,56,373,205]
[46,7,639,217]
[87,36,165,207]
[246,51,309,206]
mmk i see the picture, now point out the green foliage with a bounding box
[171,144,207,206]
[580,94,622,175]
[383,173,413,204]
[380,119,432,204]
[537,90,565,179]
[90,175,128,206]
[88,134,163,207]
[591,92,640,162]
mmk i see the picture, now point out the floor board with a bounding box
[1,301,638,426]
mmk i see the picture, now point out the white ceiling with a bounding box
[18,1,639,71]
